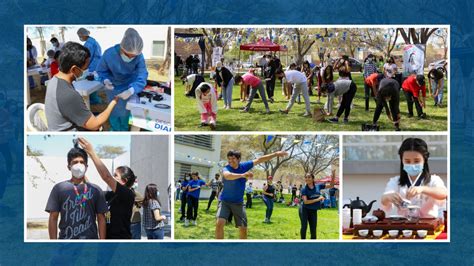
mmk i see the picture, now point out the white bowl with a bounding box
[417,230,428,238]
[358,229,369,237]
[402,230,413,238]
[372,230,383,237]
[388,230,399,238]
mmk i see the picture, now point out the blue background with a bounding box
[1,0,473,264]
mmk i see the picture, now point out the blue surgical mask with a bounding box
[121,53,135,63]
[73,67,87,81]
[217,67,222,71]
[403,163,424,177]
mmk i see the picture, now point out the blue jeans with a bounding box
[431,78,444,105]
[130,222,141,239]
[222,78,235,108]
[145,227,164,239]
[330,196,336,208]
[263,196,273,219]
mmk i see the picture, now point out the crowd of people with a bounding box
[27,27,149,131]
[45,137,168,240]
[177,52,446,131]
[175,149,339,240]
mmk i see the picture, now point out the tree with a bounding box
[200,28,239,67]
[159,26,172,75]
[433,29,448,59]
[255,135,303,177]
[96,145,126,159]
[295,135,339,177]
[398,28,438,44]
[27,145,43,156]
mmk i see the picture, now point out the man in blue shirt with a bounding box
[185,172,207,226]
[215,150,288,239]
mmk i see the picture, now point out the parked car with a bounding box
[332,57,363,72]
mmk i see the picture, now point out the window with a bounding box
[175,135,214,150]
[174,162,211,181]
[344,135,447,161]
[152,40,165,58]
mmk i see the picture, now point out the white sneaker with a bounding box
[184,219,189,227]
[192,220,197,226]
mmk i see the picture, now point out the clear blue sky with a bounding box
[27,135,130,157]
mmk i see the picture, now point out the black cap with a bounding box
[416,75,425,86]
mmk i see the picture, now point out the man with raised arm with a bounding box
[215,150,288,239]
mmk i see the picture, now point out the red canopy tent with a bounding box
[315,175,340,185]
[238,39,288,72]
[239,39,288,52]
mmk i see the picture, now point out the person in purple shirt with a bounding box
[215,149,288,239]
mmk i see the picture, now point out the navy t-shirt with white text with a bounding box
[301,183,326,210]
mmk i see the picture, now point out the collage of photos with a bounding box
[174,27,448,132]
[24,25,449,242]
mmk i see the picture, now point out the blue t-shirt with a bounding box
[301,183,326,210]
[181,180,189,195]
[187,179,206,199]
[220,160,254,203]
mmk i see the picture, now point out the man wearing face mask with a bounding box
[45,42,119,131]
[45,147,108,239]
[96,28,149,131]
[78,137,136,239]
[50,37,64,52]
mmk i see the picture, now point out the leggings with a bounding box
[263,196,274,219]
[206,190,217,210]
[186,196,199,221]
[336,81,357,118]
[180,193,187,219]
[300,206,318,239]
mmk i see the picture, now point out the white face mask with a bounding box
[71,163,86,179]
[132,182,138,190]
[121,52,135,63]
[156,191,160,198]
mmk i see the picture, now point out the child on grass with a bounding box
[195,82,218,130]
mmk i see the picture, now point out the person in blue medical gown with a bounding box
[77,27,103,104]
[96,28,148,131]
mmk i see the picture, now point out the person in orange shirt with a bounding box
[402,75,427,119]
[364,73,384,111]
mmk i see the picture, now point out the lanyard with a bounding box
[408,173,424,188]
[72,182,89,208]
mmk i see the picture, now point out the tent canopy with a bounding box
[240,39,287,52]
[315,175,340,185]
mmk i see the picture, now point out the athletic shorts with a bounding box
[216,201,247,227]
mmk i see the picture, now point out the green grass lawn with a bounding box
[174,73,448,131]
[174,195,339,240]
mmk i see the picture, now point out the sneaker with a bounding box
[269,98,274,103]
[226,106,231,110]
[263,218,269,223]
[343,118,349,124]
[279,109,289,114]
[240,108,249,113]
[328,117,339,123]
[179,217,185,222]
[210,123,216,130]
[184,219,189,227]
[265,109,270,114]
[407,114,414,118]
[419,113,427,119]
[302,112,312,117]
[199,122,208,127]
[192,220,197,226]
